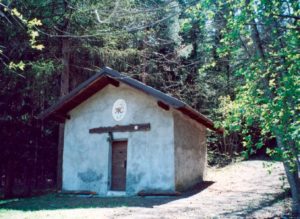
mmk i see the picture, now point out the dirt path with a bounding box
[105,160,290,218]
[0,160,291,218]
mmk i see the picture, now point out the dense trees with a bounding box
[199,0,299,214]
[1,0,299,215]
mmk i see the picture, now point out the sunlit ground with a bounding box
[0,161,291,219]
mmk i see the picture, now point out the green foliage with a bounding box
[204,0,300,170]
[8,7,44,50]
[8,61,25,71]
[195,1,300,211]
[0,2,44,71]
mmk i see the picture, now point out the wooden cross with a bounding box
[89,123,151,134]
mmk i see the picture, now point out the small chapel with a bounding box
[39,67,222,196]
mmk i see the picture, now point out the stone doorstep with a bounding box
[106,191,127,197]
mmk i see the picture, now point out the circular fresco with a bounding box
[112,99,127,121]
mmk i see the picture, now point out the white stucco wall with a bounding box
[63,83,175,195]
[173,111,207,191]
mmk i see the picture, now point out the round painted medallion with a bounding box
[112,99,127,121]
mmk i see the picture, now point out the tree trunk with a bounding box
[57,124,64,191]
[283,161,300,216]
[4,160,15,198]
[61,38,70,97]
[57,38,70,191]
[276,134,300,216]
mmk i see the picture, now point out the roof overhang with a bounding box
[38,67,223,134]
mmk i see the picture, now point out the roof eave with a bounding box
[177,105,224,134]
[38,67,223,133]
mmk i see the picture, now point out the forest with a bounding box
[0,0,299,216]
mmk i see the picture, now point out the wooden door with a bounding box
[111,141,127,191]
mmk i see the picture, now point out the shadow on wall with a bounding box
[0,181,214,211]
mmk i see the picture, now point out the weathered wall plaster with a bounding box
[173,111,207,191]
[63,83,175,195]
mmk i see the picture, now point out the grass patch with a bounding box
[0,193,179,218]
[0,193,177,212]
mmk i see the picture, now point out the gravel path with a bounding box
[0,160,291,218]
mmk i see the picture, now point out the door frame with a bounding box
[108,139,128,191]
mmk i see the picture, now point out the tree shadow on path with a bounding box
[220,190,291,217]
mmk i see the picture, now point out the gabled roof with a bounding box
[38,67,223,133]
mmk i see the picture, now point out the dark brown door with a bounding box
[111,141,127,191]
